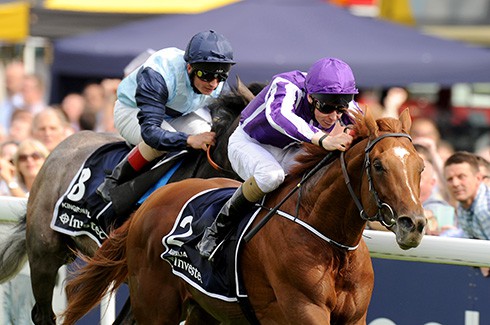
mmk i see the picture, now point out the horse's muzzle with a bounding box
[393,214,426,250]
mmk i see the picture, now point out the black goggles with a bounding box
[195,69,228,82]
[312,97,348,114]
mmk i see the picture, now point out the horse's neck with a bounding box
[298,147,368,248]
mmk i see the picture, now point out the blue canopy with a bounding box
[51,0,490,102]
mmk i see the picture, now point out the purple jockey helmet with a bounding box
[305,58,358,96]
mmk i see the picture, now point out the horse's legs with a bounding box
[29,253,65,324]
[26,224,68,325]
[185,301,219,325]
[128,263,184,325]
[113,296,136,325]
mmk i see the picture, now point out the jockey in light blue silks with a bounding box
[97,30,235,202]
[198,58,362,258]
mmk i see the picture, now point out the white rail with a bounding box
[363,229,490,267]
[0,196,27,222]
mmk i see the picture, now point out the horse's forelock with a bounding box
[352,107,408,140]
[376,118,404,133]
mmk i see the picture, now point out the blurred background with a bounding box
[0,0,489,153]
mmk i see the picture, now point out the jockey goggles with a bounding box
[195,69,228,83]
[310,93,352,114]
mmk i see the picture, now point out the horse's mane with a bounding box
[289,111,406,177]
[207,87,254,140]
[208,92,245,136]
[207,81,267,139]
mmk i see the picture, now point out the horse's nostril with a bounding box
[397,216,414,231]
[417,218,426,233]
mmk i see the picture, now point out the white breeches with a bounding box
[228,125,302,193]
[113,100,212,146]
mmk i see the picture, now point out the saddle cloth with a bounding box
[161,188,260,302]
[50,142,184,246]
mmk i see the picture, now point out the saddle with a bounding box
[161,187,260,300]
[110,150,187,216]
[160,187,262,324]
[51,142,187,246]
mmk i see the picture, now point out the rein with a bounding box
[206,145,228,172]
[340,133,412,228]
[206,145,236,177]
[243,151,338,242]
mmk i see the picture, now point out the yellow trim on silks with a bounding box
[0,1,29,43]
[379,0,415,26]
[44,0,240,14]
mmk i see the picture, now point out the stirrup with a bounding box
[96,179,116,202]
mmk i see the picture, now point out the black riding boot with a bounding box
[197,186,253,258]
[96,155,138,202]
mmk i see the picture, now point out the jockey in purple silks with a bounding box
[198,57,362,258]
[97,30,235,202]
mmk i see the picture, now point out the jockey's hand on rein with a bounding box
[187,132,216,151]
[321,133,353,152]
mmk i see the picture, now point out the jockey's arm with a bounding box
[135,68,189,151]
[265,79,317,143]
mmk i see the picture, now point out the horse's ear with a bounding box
[236,75,255,104]
[399,108,412,134]
[364,106,379,138]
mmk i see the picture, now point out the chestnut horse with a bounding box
[0,82,255,325]
[62,108,426,324]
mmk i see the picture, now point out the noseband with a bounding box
[340,133,412,228]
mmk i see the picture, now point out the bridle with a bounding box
[340,133,412,228]
[244,131,413,245]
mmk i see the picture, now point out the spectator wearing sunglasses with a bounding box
[198,57,360,257]
[0,139,48,324]
[0,138,48,198]
[97,30,235,202]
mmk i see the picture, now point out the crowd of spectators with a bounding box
[0,59,120,324]
[359,87,490,244]
[0,60,120,148]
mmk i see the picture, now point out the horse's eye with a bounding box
[373,160,384,172]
